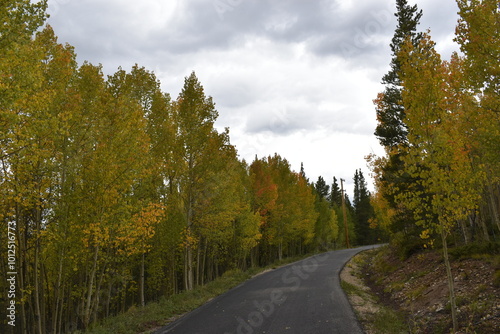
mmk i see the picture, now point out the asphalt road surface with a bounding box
[156,245,380,334]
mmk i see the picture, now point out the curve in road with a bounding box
[155,245,379,334]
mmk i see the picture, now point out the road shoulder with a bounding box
[340,248,407,334]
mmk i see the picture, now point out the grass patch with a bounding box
[368,306,408,334]
[407,286,425,301]
[341,280,365,296]
[448,241,500,260]
[372,246,397,274]
[494,270,500,288]
[384,281,405,294]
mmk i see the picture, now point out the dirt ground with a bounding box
[344,246,500,333]
[340,256,383,333]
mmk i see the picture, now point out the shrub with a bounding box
[390,231,425,260]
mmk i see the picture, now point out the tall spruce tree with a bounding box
[374,0,422,148]
[329,176,342,207]
[315,175,330,200]
[300,162,309,183]
[372,0,424,245]
[353,170,374,245]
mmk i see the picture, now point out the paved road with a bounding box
[156,245,379,334]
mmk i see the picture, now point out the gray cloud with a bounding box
[46,0,460,193]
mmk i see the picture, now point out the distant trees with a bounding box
[250,155,318,262]
[353,170,375,245]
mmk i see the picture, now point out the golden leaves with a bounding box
[116,203,166,256]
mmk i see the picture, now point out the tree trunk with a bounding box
[106,280,112,317]
[93,262,107,324]
[57,284,65,334]
[171,256,178,295]
[185,167,195,291]
[53,247,65,334]
[478,213,491,242]
[196,242,201,286]
[487,181,500,234]
[84,245,99,328]
[278,241,283,261]
[34,208,43,334]
[188,245,194,290]
[440,222,457,332]
[17,207,28,334]
[184,244,194,291]
[459,218,468,245]
[140,253,145,307]
[201,241,208,286]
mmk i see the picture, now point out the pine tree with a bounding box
[374,0,423,148]
[315,175,330,200]
[372,0,424,249]
[329,176,342,207]
[353,170,374,245]
[299,162,308,183]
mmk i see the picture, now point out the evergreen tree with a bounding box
[374,0,423,148]
[329,176,342,207]
[315,175,330,200]
[372,0,424,248]
[299,162,308,182]
[353,169,374,245]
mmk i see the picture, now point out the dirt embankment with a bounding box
[341,246,500,333]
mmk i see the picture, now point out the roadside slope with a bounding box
[343,245,500,333]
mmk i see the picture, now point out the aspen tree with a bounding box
[398,32,488,332]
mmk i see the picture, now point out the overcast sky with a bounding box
[46,0,460,197]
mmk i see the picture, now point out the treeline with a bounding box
[0,1,381,333]
[371,0,499,331]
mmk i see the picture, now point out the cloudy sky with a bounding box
[46,0,460,197]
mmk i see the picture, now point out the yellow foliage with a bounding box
[419,229,431,240]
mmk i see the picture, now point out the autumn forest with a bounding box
[1,0,499,333]
[0,1,381,333]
